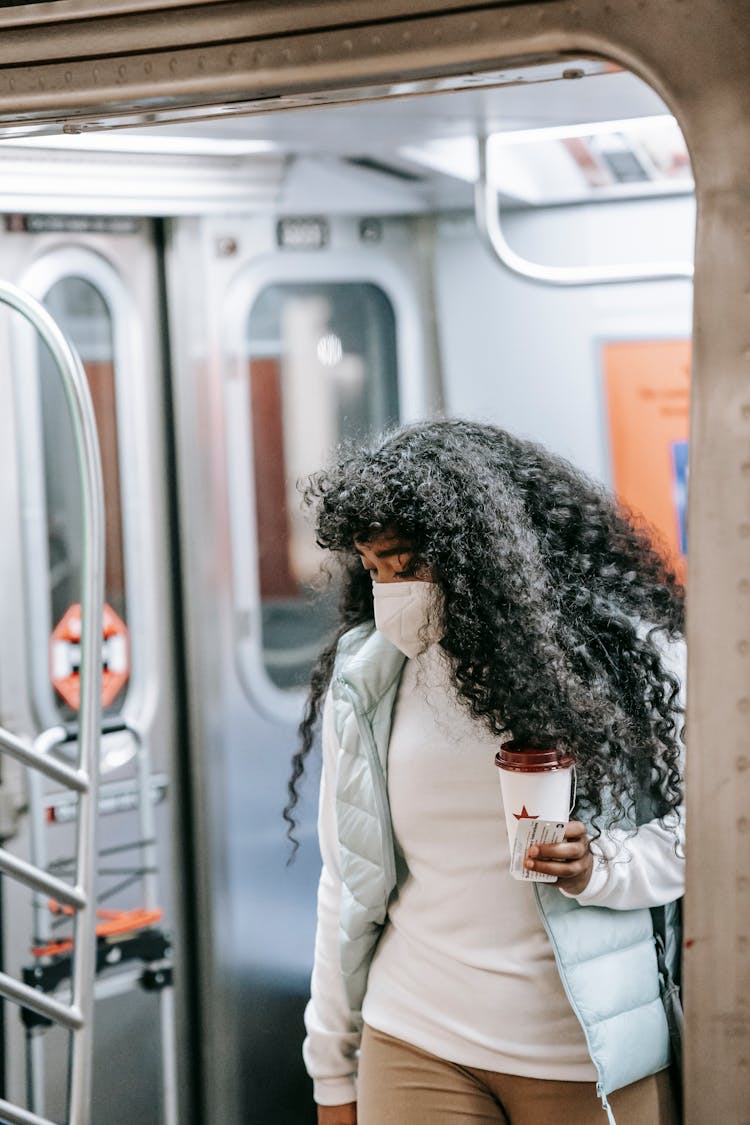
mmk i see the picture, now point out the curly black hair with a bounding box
[284,418,685,854]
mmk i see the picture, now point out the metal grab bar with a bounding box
[25,717,176,1125]
[0,848,86,910]
[30,719,158,924]
[0,727,88,793]
[474,135,695,287]
[0,281,104,1125]
[0,974,83,1031]
[0,1096,71,1125]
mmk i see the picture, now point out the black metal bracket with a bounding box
[21,927,172,1029]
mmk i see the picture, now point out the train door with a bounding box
[0,218,182,1124]
[165,211,437,1123]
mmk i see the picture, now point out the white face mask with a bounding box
[372,580,444,658]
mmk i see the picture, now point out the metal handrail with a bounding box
[474,135,695,287]
[0,727,88,793]
[0,974,83,1031]
[0,281,104,1125]
[0,848,86,910]
[25,718,177,1125]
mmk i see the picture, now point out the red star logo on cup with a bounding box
[513,805,539,821]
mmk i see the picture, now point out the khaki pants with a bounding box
[358,1024,678,1125]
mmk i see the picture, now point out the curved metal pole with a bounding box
[474,135,694,287]
[0,281,103,1125]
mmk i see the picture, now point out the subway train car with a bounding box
[0,3,744,1125]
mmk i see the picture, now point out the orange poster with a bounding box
[602,339,690,581]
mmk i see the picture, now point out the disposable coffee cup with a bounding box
[494,743,575,852]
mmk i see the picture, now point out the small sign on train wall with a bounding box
[50,603,130,710]
[602,339,690,584]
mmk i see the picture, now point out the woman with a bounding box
[285,419,685,1125]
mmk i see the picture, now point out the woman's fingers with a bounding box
[526,819,586,859]
[524,820,594,893]
[528,839,585,861]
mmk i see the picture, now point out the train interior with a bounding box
[0,56,693,1124]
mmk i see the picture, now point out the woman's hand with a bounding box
[318,1103,357,1125]
[524,819,593,895]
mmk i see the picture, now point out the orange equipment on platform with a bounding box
[32,903,163,959]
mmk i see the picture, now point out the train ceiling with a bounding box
[0,57,692,215]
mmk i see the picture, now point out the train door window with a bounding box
[246,282,398,690]
[39,276,128,717]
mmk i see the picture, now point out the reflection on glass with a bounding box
[246,283,398,690]
[40,276,128,716]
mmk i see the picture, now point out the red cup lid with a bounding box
[495,744,575,772]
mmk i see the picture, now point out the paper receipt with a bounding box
[510,819,567,883]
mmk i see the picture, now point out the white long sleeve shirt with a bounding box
[303,639,685,1106]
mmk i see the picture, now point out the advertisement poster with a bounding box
[602,339,690,582]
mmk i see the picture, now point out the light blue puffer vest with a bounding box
[331,624,674,1124]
